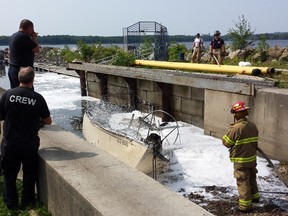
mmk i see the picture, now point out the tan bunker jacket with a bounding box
[222,118,258,167]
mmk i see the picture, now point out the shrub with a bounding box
[92,45,120,61]
[111,50,136,66]
[77,41,96,62]
[60,45,79,63]
[168,42,188,61]
[227,15,255,51]
[257,35,270,52]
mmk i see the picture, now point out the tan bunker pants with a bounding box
[234,163,260,211]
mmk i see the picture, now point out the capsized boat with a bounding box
[82,107,179,176]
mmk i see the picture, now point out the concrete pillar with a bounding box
[75,70,87,96]
[156,82,172,122]
[124,77,137,110]
[96,73,108,102]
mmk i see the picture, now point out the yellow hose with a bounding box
[134,60,274,75]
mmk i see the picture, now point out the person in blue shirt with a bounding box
[209,30,225,64]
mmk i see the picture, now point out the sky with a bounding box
[1,0,288,37]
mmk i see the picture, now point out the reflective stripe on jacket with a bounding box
[222,118,258,166]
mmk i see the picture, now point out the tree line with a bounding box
[1,32,288,45]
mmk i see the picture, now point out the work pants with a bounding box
[0,136,40,209]
[8,65,20,89]
[212,48,223,65]
[234,163,260,211]
[191,47,201,63]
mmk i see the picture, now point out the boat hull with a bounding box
[82,113,154,174]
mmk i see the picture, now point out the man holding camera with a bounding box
[8,19,40,89]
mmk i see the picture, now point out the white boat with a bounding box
[83,113,155,174]
[82,109,179,175]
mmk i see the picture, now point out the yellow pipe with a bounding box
[134,60,275,75]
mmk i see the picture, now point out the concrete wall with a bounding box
[107,75,130,106]
[204,90,251,137]
[253,88,288,162]
[86,72,102,99]
[86,69,288,162]
[37,125,213,216]
[173,86,204,127]
[204,88,288,163]
[86,72,205,128]
[136,79,163,112]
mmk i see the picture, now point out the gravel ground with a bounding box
[186,165,288,216]
[188,188,287,216]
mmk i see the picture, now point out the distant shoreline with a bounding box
[1,39,288,50]
[1,32,288,47]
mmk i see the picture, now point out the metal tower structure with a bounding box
[123,21,168,61]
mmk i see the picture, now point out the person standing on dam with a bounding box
[191,33,204,63]
[209,30,225,65]
[0,66,52,210]
[222,101,260,213]
[8,19,41,88]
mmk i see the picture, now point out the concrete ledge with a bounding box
[38,125,213,216]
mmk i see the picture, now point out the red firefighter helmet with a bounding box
[230,101,250,113]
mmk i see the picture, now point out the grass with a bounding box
[175,57,288,88]
[0,176,51,216]
[223,58,288,88]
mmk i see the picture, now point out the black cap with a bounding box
[214,30,221,36]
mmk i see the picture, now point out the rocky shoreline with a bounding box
[1,43,288,68]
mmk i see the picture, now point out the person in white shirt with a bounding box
[191,33,204,63]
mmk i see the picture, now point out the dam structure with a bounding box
[3,62,285,215]
[66,62,288,163]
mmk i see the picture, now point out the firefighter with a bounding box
[222,101,260,213]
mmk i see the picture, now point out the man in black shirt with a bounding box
[0,66,51,209]
[8,19,40,88]
[209,30,225,65]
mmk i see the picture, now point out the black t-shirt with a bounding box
[0,87,50,139]
[9,31,37,67]
[210,38,225,49]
